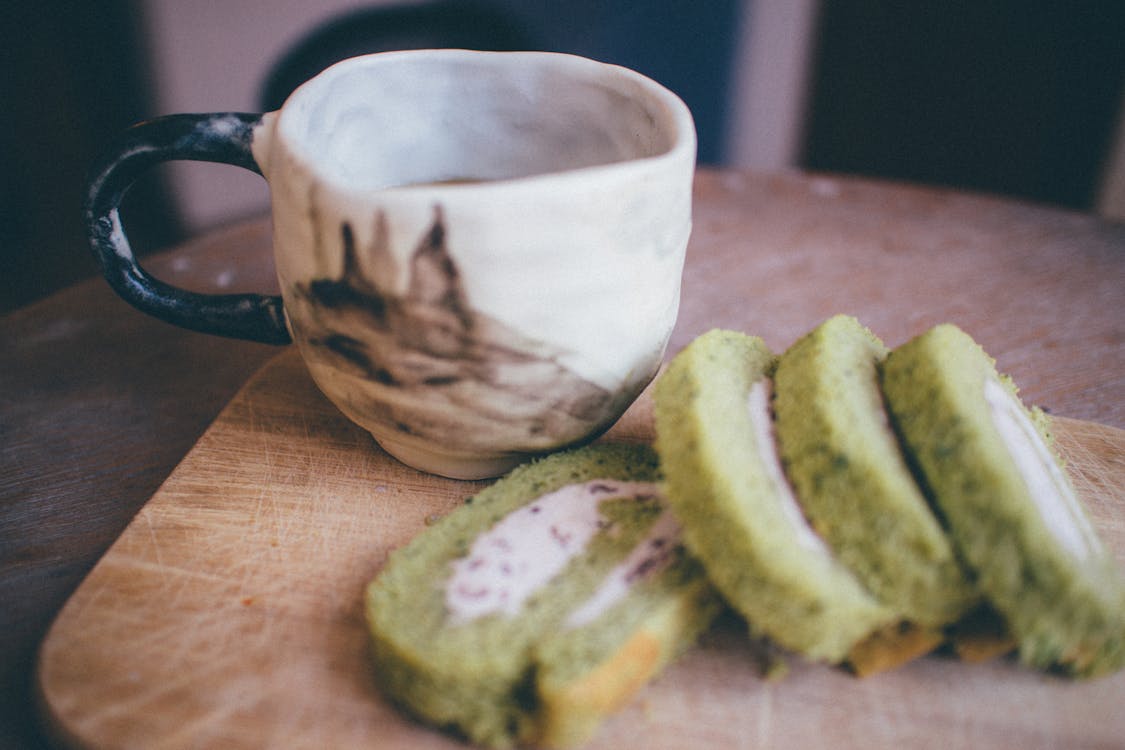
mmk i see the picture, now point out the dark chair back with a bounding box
[259,0,535,112]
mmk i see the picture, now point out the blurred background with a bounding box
[3,0,1123,315]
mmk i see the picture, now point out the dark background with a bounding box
[804,1,1124,213]
[3,1,1122,315]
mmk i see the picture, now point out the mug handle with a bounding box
[85,112,291,345]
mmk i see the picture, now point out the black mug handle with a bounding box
[84,112,291,345]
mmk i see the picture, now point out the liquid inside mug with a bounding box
[87,50,696,479]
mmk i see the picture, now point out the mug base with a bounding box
[373,433,528,481]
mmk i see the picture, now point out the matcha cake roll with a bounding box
[773,315,978,628]
[653,329,893,663]
[882,323,1125,678]
[365,443,721,749]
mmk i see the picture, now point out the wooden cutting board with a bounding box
[37,347,1125,750]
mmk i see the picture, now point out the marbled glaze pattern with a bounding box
[256,51,696,478]
[288,207,632,467]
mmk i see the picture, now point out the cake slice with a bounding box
[773,315,979,628]
[653,329,893,663]
[365,443,721,748]
[882,323,1125,677]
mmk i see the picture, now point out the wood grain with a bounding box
[38,348,1125,750]
[0,222,280,750]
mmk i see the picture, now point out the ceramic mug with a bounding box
[86,50,696,479]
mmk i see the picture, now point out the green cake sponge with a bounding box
[773,315,979,627]
[882,323,1125,677]
[365,442,721,748]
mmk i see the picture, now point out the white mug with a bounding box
[87,50,696,479]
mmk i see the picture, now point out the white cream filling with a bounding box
[747,379,829,554]
[565,509,682,629]
[983,377,1099,561]
[444,479,661,623]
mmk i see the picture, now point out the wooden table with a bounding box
[3,169,1123,749]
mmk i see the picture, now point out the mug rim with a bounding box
[267,48,696,194]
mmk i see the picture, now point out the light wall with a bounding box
[141,0,397,231]
[723,0,817,172]
[140,0,818,233]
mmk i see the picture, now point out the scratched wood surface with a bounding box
[32,169,1125,749]
[37,347,1125,750]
